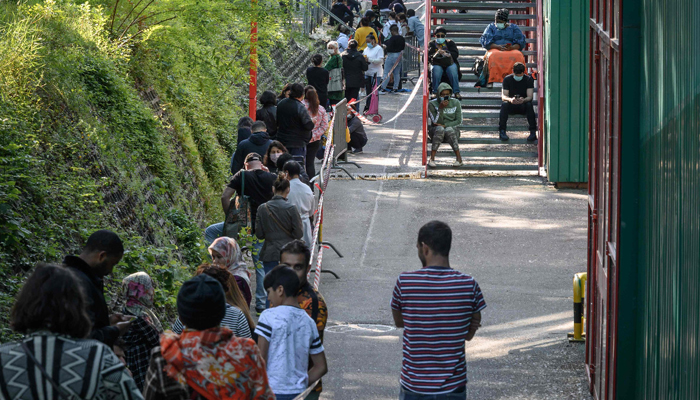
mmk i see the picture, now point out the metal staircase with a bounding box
[423,0,541,173]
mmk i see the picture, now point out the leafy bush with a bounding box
[0,0,305,342]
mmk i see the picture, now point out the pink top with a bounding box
[304,100,329,142]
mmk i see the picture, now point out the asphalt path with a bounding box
[312,85,592,399]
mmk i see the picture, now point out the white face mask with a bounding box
[327,48,335,54]
[270,153,282,163]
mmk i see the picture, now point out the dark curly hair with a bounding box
[11,264,92,338]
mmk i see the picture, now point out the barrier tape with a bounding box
[347,73,424,126]
[347,53,403,106]
[292,380,320,400]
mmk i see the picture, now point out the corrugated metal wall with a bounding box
[544,0,589,183]
[635,0,700,398]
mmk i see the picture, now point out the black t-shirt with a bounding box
[384,35,406,53]
[502,74,535,98]
[306,67,330,98]
[228,169,277,232]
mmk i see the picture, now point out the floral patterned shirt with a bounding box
[303,100,329,142]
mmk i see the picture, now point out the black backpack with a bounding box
[472,57,484,77]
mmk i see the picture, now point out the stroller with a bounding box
[363,75,383,123]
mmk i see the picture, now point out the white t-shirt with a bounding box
[254,305,324,395]
[363,45,385,78]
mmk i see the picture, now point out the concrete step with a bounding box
[435,13,537,20]
[460,98,538,106]
[455,38,537,46]
[433,2,536,10]
[429,163,538,171]
[458,137,530,144]
[434,24,537,33]
[462,112,531,118]
[460,48,537,56]
[437,150,538,157]
[459,125,528,133]
[459,63,538,70]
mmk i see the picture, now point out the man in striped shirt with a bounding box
[391,221,486,399]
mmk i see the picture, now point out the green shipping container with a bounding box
[543,0,589,183]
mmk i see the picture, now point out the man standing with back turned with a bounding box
[276,83,315,166]
[391,221,486,399]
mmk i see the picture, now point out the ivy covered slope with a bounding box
[0,0,289,340]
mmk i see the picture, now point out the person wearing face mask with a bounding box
[325,41,345,106]
[499,62,537,142]
[282,160,315,247]
[264,141,289,173]
[362,33,384,113]
[478,8,527,87]
[428,26,462,99]
[336,25,350,53]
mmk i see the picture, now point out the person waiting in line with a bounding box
[397,12,409,36]
[276,83,315,165]
[330,0,354,27]
[280,240,329,400]
[208,236,252,306]
[389,0,405,14]
[303,86,329,179]
[364,10,383,39]
[406,9,424,46]
[63,230,134,347]
[170,265,252,338]
[255,175,304,300]
[381,11,398,40]
[283,161,315,246]
[0,264,143,399]
[256,90,278,139]
[230,121,272,174]
[306,55,330,109]
[342,39,369,111]
[278,83,292,101]
[237,116,255,144]
[255,265,328,400]
[354,17,378,51]
[391,221,486,399]
[427,82,464,168]
[428,26,462,100]
[362,33,384,113]
[143,275,274,399]
[347,0,361,14]
[478,8,526,88]
[264,140,289,173]
[115,272,163,391]
[277,152,311,185]
[325,41,345,106]
[380,24,405,94]
[346,112,368,154]
[336,26,350,53]
[205,152,276,314]
[499,62,537,142]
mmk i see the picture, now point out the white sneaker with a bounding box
[428,160,436,168]
[452,160,463,167]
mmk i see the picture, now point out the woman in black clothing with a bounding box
[278,83,292,100]
[263,140,289,173]
[306,54,330,109]
[256,90,277,138]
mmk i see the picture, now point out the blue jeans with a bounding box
[274,394,301,400]
[204,222,224,245]
[399,386,467,400]
[381,52,403,91]
[251,239,266,311]
[263,261,279,308]
[431,63,460,94]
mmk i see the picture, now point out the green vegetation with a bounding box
[0,0,309,341]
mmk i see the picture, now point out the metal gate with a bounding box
[587,0,622,398]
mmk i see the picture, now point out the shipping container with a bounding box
[586,0,700,399]
[543,0,589,183]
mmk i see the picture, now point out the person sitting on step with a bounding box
[428,27,462,100]
[499,62,537,142]
[427,82,463,168]
[478,8,527,88]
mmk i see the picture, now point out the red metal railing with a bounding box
[421,0,432,167]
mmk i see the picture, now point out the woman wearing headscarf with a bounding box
[116,272,163,391]
[478,8,527,87]
[208,237,252,306]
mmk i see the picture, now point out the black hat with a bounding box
[177,275,226,330]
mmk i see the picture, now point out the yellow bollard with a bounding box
[568,272,587,342]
